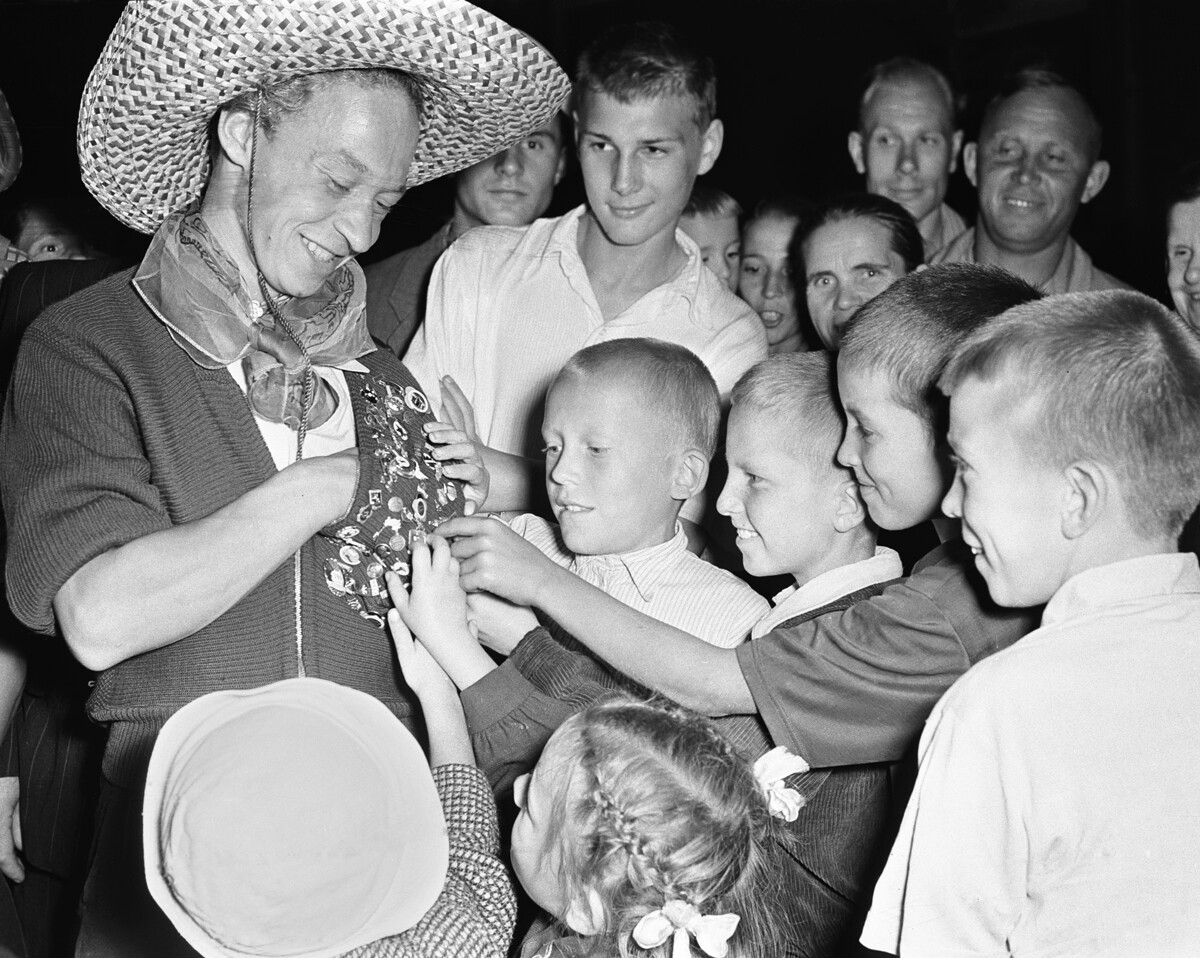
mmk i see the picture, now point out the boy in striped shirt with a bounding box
[477,337,766,651]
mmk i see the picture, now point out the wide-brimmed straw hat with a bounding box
[79,0,572,234]
[143,678,449,958]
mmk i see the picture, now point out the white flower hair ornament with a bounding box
[632,900,740,958]
[752,746,810,822]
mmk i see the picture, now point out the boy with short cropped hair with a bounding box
[422,350,904,955]
[722,352,900,632]
[862,291,1200,956]
[404,22,765,527]
[679,184,742,291]
[500,338,766,650]
[439,263,1044,769]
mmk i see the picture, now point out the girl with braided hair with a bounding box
[510,696,789,958]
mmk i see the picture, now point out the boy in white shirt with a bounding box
[494,337,767,650]
[862,290,1200,956]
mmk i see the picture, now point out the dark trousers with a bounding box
[75,778,196,958]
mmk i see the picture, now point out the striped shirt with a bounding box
[509,514,767,649]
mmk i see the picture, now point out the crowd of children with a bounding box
[149,266,1200,958]
[2,3,1200,958]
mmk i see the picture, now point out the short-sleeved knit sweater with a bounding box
[1,269,463,785]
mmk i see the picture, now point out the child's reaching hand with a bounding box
[423,421,487,516]
[385,584,456,703]
[423,374,487,515]
[466,591,540,657]
[389,537,498,691]
[394,535,470,641]
[384,568,475,768]
[436,515,563,608]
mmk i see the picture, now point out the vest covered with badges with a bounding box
[317,371,465,625]
[6,271,464,784]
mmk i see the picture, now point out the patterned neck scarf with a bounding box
[132,205,374,429]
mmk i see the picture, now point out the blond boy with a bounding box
[496,338,767,650]
[678,184,742,291]
[421,351,903,955]
[863,291,1200,955]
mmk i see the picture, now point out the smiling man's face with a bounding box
[966,86,1107,256]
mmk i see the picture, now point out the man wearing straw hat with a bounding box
[0,1,568,954]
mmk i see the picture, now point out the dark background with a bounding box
[0,0,1192,300]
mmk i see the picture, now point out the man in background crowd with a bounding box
[932,67,1131,293]
[366,114,568,357]
[848,57,966,258]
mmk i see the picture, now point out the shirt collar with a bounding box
[966,227,1089,295]
[753,547,903,638]
[1041,552,1200,627]
[570,522,689,603]
[550,205,702,310]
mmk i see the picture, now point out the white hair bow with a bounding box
[752,746,810,822]
[631,900,740,958]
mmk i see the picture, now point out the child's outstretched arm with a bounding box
[389,537,498,692]
[385,569,475,768]
[466,591,539,657]
[437,516,756,715]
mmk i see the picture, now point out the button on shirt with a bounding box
[509,513,767,649]
[404,206,768,462]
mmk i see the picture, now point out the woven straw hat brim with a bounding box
[79,0,572,234]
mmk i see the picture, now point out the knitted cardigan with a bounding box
[1,269,462,785]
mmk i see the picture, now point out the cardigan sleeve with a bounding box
[2,307,174,635]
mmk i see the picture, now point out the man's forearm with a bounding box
[528,564,755,715]
[54,453,357,672]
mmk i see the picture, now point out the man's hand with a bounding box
[0,777,24,883]
[467,591,540,657]
[387,537,495,689]
[437,515,560,608]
